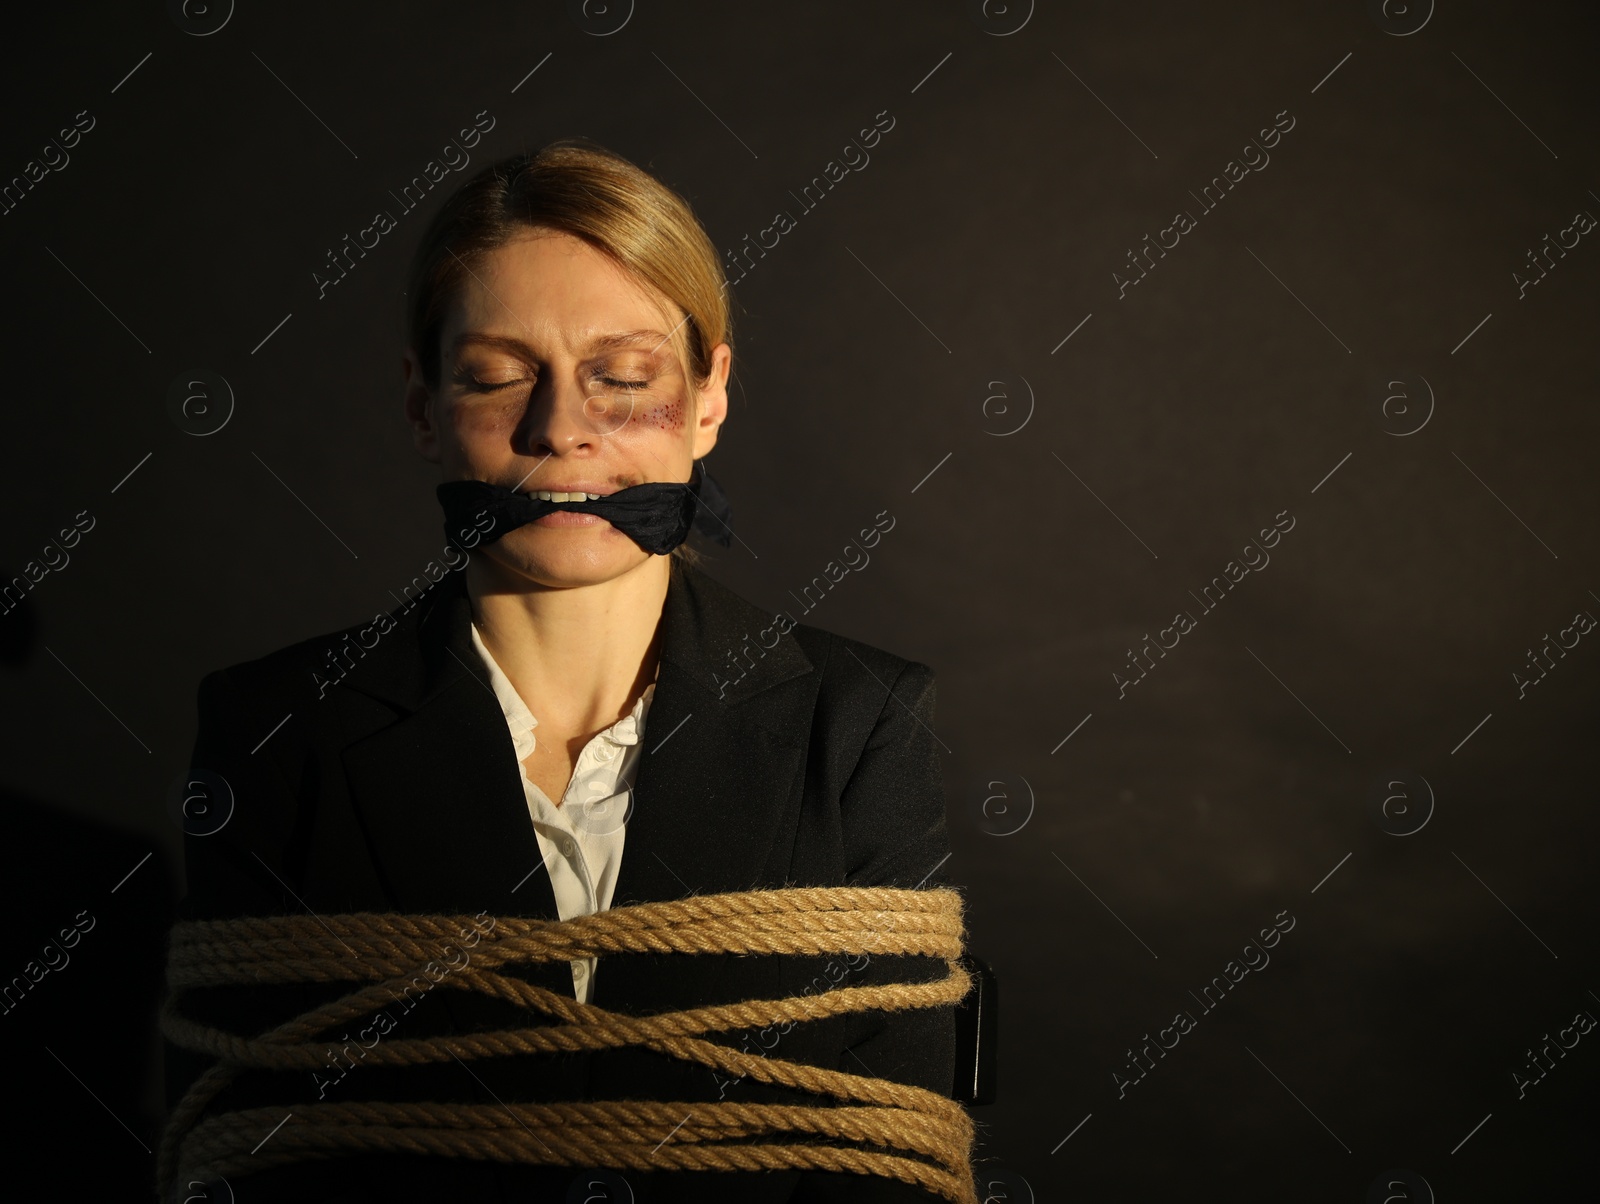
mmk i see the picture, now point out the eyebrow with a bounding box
[451,329,674,358]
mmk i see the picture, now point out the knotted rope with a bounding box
[160,885,978,1203]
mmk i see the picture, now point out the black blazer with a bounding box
[164,556,962,1204]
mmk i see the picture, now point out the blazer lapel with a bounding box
[608,556,815,909]
[335,569,562,925]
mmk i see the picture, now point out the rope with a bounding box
[160,885,979,1204]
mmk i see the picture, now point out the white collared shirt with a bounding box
[469,623,654,1003]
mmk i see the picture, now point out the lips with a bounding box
[530,507,609,526]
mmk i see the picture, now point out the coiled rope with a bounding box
[160,885,978,1203]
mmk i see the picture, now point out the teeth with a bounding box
[533,491,602,501]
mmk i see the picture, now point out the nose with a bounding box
[518,376,596,457]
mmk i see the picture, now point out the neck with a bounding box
[465,554,672,734]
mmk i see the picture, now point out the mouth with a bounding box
[515,484,618,530]
[527,489,607,502]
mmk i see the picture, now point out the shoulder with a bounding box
[188,582,446,754]
[676,560,936,720]
[197,613,389,706]
[788,613,936,717]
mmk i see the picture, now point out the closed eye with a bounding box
[462,376,651,392]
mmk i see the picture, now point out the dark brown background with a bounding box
[2,1,1596,1199]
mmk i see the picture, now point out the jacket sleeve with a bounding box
[791,658,964,1204]
[175,667,313,919]
[163,666,313,1114]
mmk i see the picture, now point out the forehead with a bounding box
[444,230,682,358]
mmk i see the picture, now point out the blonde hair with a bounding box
[405,138,732,566]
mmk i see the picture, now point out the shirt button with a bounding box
[559,836,576,856]
[573,962,588,978]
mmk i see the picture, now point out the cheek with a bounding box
[455,400,521,437]
[632,398,685,432]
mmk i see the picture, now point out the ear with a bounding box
[403,347,442,463]
[691,342,731,459]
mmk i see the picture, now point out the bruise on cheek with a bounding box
[635,398,685,431]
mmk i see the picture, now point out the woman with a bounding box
[163,139,965,1203]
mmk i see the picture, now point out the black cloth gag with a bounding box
[436,459,733,556]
